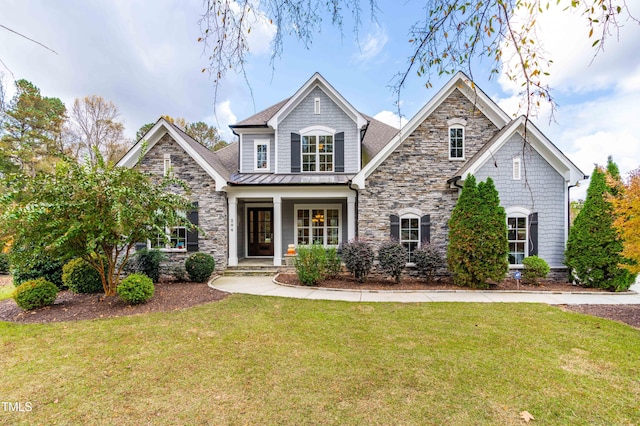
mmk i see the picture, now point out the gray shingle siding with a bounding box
[278,87,359,173]
[240,134,275,173]
[474,134,567,267]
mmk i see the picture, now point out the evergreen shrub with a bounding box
[126,249,165,283]
[522,256,550,285]
[0,253,9,274]
[12,254,65,290]
[13,278,58,310]
[185,253,215,282]
[377,240,408,283]
[565,164,637,292]
[413,243,445,281]
[294,244,327,286]
[62,258,104,294]
[117,273,154,305]
[341,239,374,283]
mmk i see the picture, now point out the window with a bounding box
[295,205,341,246]
[314,97,320,114]
[163,154,172,176]
[507,216,527,264]
[254,140,269,171]
[400,215,420,263]
[513,157,521,180]
[150,226,187,251]
[302,134,333,172]
[449,126,464,159]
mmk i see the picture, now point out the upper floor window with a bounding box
[254,140,269,171]
[449,126,464,159]
[447,118,467,160]
[302,134,334,172]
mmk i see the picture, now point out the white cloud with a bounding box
[208,100,238,142]
[353,25,388,63]
[373,110,407,129]
[227,0,277,56]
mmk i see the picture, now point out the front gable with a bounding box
[117,119,229,191]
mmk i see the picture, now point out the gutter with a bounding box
[446,176,464,189]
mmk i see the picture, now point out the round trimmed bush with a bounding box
[185,253,215,282]
[522,256,550,285]
[13,278,58,310]
[62,258,103,294]
[117,273,154,305]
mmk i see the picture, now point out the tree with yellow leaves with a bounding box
[610,168,640,275]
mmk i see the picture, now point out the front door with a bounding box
[248,208,274,256]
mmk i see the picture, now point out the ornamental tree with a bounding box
[609,167,640,276]
[565,162,636,291]
[447,175,508,288]
[0,151,195,296]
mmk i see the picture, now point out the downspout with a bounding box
[446,176,464,189]
[348,180,359,238]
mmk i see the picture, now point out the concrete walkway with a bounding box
[210,276,640,305]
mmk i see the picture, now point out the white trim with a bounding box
[239,134,244,173]
[300,125,336,135]
[314,97,320,114]
[447,118,467,127]
[294,203,342,247]
[117,118,229,191]
[506,208,530,266]
[149,225,187,252]
[243,202,275,259]
[254,139,270,171]
[163,154,171,176]
[399,213,421,264]
[505,206,531,216]
[398,207,423,217]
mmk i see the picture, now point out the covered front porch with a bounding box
[227,186,356,266]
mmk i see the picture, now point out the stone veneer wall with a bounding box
[358,89,498,257]
[137,133,228,271]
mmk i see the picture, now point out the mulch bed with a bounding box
[0,280,228,324]
[1,274,638,328]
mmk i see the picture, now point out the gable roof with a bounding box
[267,72,369,130]
[454,116,586,184]
[231,98,291,130]
[117,118,232,191]
[352,72,583,188]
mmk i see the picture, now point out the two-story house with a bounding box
[118,72,586,277]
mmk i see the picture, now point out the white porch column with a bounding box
[347,194,356,241]
[228,196,238,266]
[273,196,282,266]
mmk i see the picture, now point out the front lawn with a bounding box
[1,295,639,424]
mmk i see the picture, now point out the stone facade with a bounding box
[358,89,498,255]
[137,133,228,271]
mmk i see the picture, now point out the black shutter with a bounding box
[420,214,431,244]
[335,132,345,172]
[528,212,538,256]
[291,133,301,172]
[390,214,400,240]
[187,202,199,252]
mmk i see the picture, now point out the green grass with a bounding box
[1,295,639,425]
[0,284,14,301]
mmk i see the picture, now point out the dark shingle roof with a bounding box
[231,98,291,127]
[361,114,400,165]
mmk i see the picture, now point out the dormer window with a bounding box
[254,140,269,171]
[447,118,467,160]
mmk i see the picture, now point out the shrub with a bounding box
[126,249,165,283]
[447,176,508,289]
[172,265,187,282]
[566,164,637,292]
[341,239,374,283]
[294,244,326,286]
[13,278,58,310]
[117,273,154,305]
[377,240,408,283]
[12,254,65,290]
[522,256,550,285]
[62,258,104,294]
[325,247,342,278]
[185,253,216,282]
[413,243,445,281]
[0,253,9,274]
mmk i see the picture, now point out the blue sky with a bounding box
[2,0,639,199]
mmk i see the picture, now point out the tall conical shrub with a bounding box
[447,175,508,288]
[565,162,636,291]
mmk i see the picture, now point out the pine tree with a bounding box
[447,175,508,288]
[565,163,636,291]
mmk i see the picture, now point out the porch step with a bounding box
[223,265,280,277]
